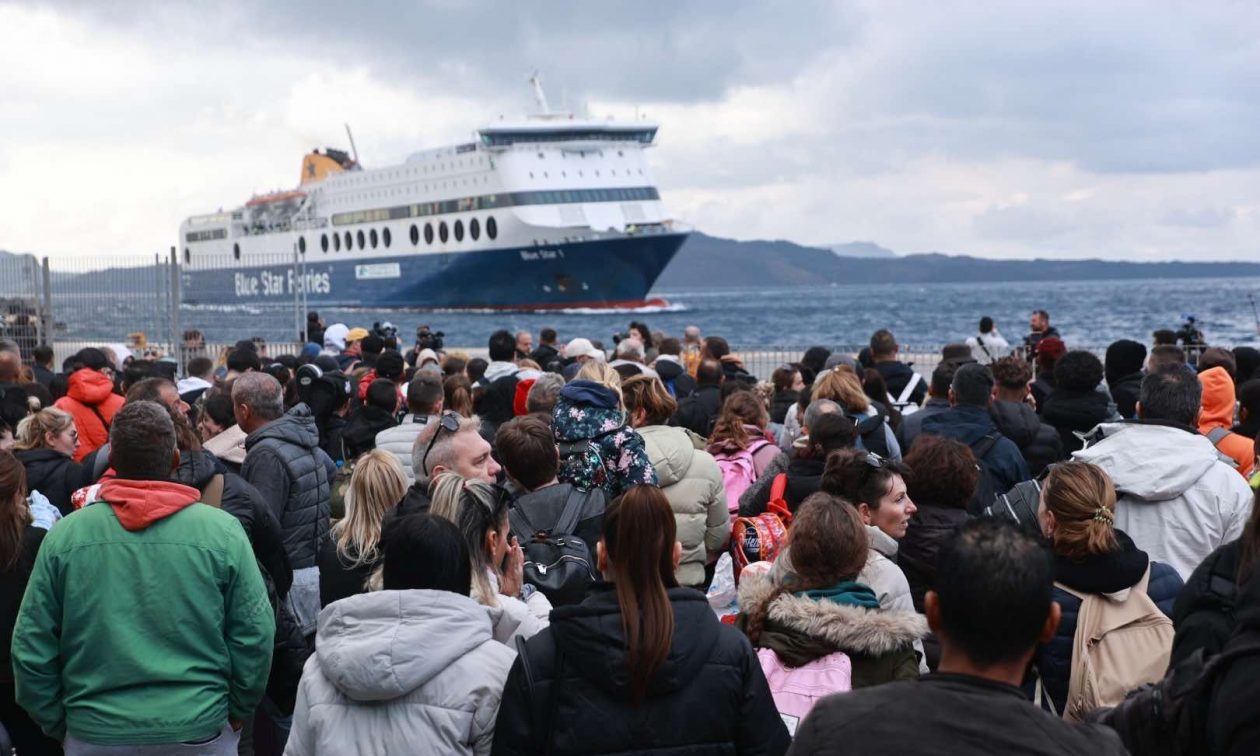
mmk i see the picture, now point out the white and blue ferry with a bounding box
[179,77,690,310]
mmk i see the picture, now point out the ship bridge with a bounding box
[478,121,658,149]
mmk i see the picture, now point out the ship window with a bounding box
[383,227,392,248]
[439,222,449,243]
[369,229,378,248]
[410,224,419,245]
[486,216,498,240]
[356,230,365,249]
[233,243,240,260]
[321,234,329,253]
[470,218,480,240]
[183,248,190,264]
[298,236,307,254]
[333,233,341,252]
[424,223,434,244]
[344,231,352,250]
[453,219,464,242]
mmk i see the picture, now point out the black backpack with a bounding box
[982,478,1042,537]
[966,431,1003,515]
[1090,631,1260,755]
[508,489,597,607]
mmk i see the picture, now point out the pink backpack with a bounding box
[757,647,852,736]
[713,440,772,515]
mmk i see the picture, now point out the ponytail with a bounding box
[428,472,508,606]
[1042,462,1119,560]
[603,485,677,705]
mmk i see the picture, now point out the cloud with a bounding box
[4,0,1260,262]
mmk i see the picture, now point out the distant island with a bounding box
[658,233,1260,288]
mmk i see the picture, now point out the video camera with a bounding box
[416,325,444,352]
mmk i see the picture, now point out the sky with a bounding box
[3,0,1259,263]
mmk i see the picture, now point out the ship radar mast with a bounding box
[529,71,552,115]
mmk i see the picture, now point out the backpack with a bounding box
[713,439,772,515]
[1058,566,1174,721]
[852,412,891,458]
[965,431,1003,515]
[885,372,924,416]
[1090,630,1260,755]
[508,489,597,606]
[730,473,792,581]
[982,478,1043,538]
[757,647,852,737]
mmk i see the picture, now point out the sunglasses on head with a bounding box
[420,411,463,476]
[863,452,888,469]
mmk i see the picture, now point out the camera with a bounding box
[373,321,398,341]
[416,325,445,352]
[611,331,629,345]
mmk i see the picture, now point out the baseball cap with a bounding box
[346,327,370,343]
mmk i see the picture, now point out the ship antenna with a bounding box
[529,71,551,114]
[344,123,361,166]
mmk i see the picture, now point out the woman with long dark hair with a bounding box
[0,451,60,754]
[492,485,789,755]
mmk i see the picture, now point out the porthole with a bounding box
[356,230,365,249]
[369,229,378,249]
[333,233,341,252]
[233,243,241,260]
[424,223,434,244]
[321,234,329,253]
[470,218,480,241]
[439,222,449,243]
[383,227,392,248]
[343,231,351,250]
[183,247,190,264]
[486,216,498,240]
[298,236,306,254]
[409,224,419,245]
[453,219,464,242]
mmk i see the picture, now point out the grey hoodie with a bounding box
[286,590,516,756]
[1074,422,1252,579]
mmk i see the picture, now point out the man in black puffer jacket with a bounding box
[1041,351,1119,454]
[991,356,1064,476]
[236,373,332,639]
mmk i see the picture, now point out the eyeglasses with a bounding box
[863,452,888,469]
[420,412,462,477]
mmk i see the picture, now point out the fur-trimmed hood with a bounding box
[738,571,926,656]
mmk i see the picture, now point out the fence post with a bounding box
[292,242,301,347]
[40,257,52,348]
[169,246,182,368]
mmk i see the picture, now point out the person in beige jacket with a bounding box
[623,375,730,588]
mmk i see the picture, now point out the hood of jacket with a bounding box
[67,368,117,407]
[315,589,494,701]
[95,478,202,531]
[559,380,620,410]
[245,403,321,452]
[176,376,213,396]
[637,425,699,487]
[1054,529,1150,596]
[1199,367,1237,431]
[550,586,720,699]
[203,424,248,465]
[867,524,899,560]
[737,571,925,656]
[172,448,224,491]
[990,400,1040,446]
[1074,421,1222,501]
[483,361,519,384]
[919,405,998,445]
[654,358,685,381]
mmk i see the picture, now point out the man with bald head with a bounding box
[235,372,332,636]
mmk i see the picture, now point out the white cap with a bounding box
[416,348,439,366]
[564,337,605,362]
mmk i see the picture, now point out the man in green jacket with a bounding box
[12,400,275,753]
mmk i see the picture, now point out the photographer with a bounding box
[407,324,445,367]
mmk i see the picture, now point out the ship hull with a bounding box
[181,232,687,310]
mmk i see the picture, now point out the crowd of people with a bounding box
[0,308,1256,754]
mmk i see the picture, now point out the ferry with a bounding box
[178,77,690,310]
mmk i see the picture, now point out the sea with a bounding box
[57,276,1260,351]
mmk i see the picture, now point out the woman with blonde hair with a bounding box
[14,407,82,516]
[428,471,552,643]
[319,449,409,607]
[552,360,656,499]
[1033,461,1183,718]
[815,368,901,460]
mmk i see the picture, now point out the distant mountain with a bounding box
[827,241,896,258]
[656,233,1260,288]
